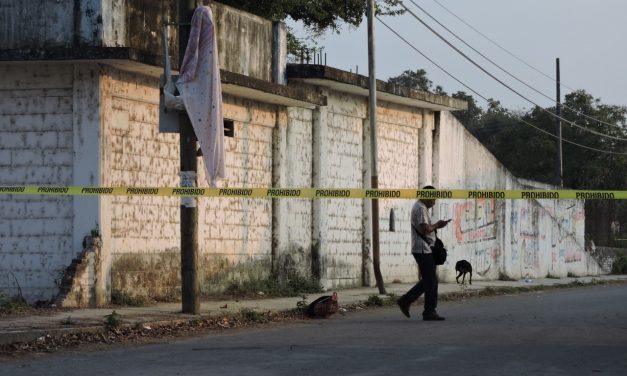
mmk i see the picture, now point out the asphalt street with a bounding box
[2,284,626,376]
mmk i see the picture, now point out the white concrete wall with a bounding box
[0,62,101,302]
[100,67,277,298]
[313,91,366,289]
[272,107,314,278]
[433,112,601,283]
[376,103,422,284]
[1,62,602,303]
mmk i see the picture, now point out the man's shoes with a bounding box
[422,312,445,321]
[397,299,411,318]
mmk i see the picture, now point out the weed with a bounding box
[546,273,561,279]
[111,291,146,307]
[567,272,578,278]
[104,310,122,330]
[240,308,267,323]
[364,295,385,307]
[611,254,627,274]
[226,274,322,298]
[0,294,29,314]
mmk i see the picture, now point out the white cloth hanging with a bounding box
[177,5,225,186]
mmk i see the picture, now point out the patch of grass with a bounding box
[104,310,122,330]
[364,295,385,307]
[225,274,322,298]
[567,272,578,278]
[240,308,267,323]
[611,254,627,274]
[546,273,561,279]
[364,294,397,307]
[111,291,147,307]
[0,294,29,315]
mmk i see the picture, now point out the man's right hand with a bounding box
[436,219,452,229]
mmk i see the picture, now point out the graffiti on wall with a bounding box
[472,247,500,276]
[453,199,497,244]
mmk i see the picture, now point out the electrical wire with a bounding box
[430,0,577,92]
[409,0,622,129]
[399,2,627,142]
[410,0,626,132]
[376,16,627,156]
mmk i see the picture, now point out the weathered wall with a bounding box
[1,62,604,303]
[272,107,314,280]
[433,112,601,282]
[373,103,423,284]
[0,1,274,82]
[312,91,366,289]
[198,94,276,293]
[100,66,278,299]
[0,62,102,302]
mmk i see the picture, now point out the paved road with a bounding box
[2,284,627,376]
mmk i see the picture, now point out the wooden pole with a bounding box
[179,0,200,314]
[367,0,386,294]
[556,58,563,187]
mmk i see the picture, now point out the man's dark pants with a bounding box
[399,252,438,316]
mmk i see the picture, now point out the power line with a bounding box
[410,0,626,132]
[429,0,577,92]
[399,2,627,142]
[376,17,627,156]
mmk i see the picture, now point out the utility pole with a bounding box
[367,0,386,294]
[179,0,200,314]
[556,58,563,187]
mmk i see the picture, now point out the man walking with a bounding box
[397,186,451,321]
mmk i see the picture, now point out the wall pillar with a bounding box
[312,104,328,284]
[72,63,107,306]
[419,110,434,187]
[272,21,287,85]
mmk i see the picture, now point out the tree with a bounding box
[451,91,483,129]
[387,69,432,92]
[218,0,404,58]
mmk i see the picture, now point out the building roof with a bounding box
[287,64,467,112]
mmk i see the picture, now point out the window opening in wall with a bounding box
[224,119,234,137]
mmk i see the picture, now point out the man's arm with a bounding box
[419,219,451,235]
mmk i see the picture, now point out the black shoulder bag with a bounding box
[413,223,448,265]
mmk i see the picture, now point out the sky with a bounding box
[287,0,627,111]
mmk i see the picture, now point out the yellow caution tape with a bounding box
[0,186,626,199]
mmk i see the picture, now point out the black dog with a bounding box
[455,260,472,285]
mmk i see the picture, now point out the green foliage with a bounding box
[219,0,404,60]
[451,91,484,129]
[364,295,385,306]
[220,0,403,32]
[104,310,122,330]
[0,294,29,314]
[111,291,147,307]
[611,253,627,274]
[240,308,267,323]
[388,69,432,92]
[225,273,322,298]
[364,294,397,307]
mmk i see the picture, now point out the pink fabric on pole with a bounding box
[177,5,225,186]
